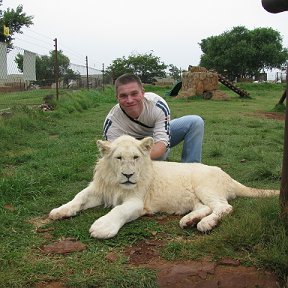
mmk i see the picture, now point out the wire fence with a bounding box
[0,41,113,109]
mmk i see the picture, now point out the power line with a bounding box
[21,29,95,66]
[18,28,54,45]
[12,27,104,69]
[14,37,51,52]
[25,29,54,42]
[13,39,50,55]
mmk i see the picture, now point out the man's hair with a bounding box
[115,73,143,92]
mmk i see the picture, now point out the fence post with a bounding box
[280,64,288,224]
[54,38,59,100]
[102,63,105,91]
[86,56,89,90]
[260,2,288,224]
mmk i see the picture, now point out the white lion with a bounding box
[49,135,279,239]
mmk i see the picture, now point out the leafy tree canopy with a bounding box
[199,26,288,79]
[168,64,182,81]
[15,50,80,85]
[106,52,167,83]
[0,2,33,48]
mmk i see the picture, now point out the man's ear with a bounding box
[97,140,111,156]
[140,137,154,152]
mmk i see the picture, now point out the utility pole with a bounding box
[54,38,59,100]
[102,63,105,91]
[86,56,89,90]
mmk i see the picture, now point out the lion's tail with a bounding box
[233,179,279,197]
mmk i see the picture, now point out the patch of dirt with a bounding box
[28,216,55,239]
[155,214,180,224]
[3,203,16,211]
[32,216,281,287]
[28,215,52,229]
[34,281,65,288]
[251,111,285,121]
[125,239,280,288]
[40,238,87,254]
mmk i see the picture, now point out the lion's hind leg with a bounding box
[196,202,233,232]
[179,203,212,229]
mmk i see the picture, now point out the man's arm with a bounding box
[150,141,167,160]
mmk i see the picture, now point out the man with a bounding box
[103,73,204,163]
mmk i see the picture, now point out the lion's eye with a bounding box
[133,155,139,160]
[116,156,122,160]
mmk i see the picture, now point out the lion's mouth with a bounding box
[121,180,136,185]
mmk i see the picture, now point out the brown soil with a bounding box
[34,281,65,288]
[33,230,282,288]
[124,239,281,288]
[251,111,285,121]
[39,238,87,255]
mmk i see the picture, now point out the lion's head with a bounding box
[95,135,154,190]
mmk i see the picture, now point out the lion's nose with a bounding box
[122,173,134,179]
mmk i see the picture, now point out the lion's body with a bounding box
[49,135,279,239]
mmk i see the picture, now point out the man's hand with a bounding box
[150,141,167,160]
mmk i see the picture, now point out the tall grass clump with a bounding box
[0,89,56,109]
[47,88,117,117]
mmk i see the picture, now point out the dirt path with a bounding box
[125,239,280,288]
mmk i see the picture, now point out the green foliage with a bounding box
[168,64,182,81]
[106,52,167,83]
[199,26,288,79]
[0,3,33,47]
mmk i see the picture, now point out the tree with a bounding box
[199,26,288,80]
[106,52,167,83]
[168,64,182,81]
[15,50,80,86]
[0,2,33,48]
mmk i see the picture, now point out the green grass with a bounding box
[0,83,287,287]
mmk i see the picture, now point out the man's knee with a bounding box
[194,115,204,126]
[187,115,204,131]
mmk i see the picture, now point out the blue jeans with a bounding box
[163,115,204,163]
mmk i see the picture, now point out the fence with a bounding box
[0,41,113,102]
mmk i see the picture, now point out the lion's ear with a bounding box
[140,137,154,152]
[97,140,111,156]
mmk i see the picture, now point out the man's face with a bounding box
[116,82,144,118]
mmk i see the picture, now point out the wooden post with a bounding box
[278,89,287,105]
[54,38,59,100]
[280,64,288,223]
[102,63,105,91]
[86,56,89,90]
[262,0,288,226]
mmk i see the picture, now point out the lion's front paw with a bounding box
[49,206,76,220]
[89,217,120,239]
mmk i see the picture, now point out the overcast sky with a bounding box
[3,0,288,70]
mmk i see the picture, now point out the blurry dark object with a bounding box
[263,0,288,224]
[262,0,288,13]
